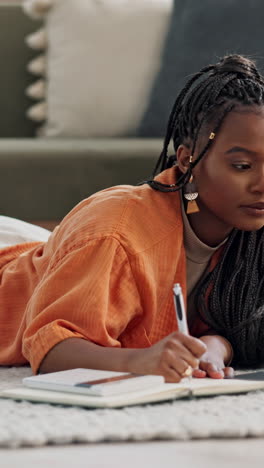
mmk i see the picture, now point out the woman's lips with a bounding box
[241,203,264,216]
[245,203,264,209]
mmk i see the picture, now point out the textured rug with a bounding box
[1,367,264,448]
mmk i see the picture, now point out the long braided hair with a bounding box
[150,54,264,367]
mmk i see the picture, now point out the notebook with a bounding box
[1,368,264,409]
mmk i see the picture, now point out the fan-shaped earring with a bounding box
[183,174,199,214]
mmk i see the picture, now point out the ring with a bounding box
[182,366,192,377]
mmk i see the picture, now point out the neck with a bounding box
[187,202,233,247]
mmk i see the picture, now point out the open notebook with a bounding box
[1,368,264,408]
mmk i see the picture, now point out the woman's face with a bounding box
[177,107,264,245]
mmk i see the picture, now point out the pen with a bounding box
[173,283,189,335]
[173,283,193,394]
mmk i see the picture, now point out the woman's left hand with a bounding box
[192,353,234,379]
[192,334,235,379]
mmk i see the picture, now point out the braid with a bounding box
[148,54,264,367]
[196,229,264,366]
[152,65,216,176]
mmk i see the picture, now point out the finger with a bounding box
[162,348,194,380]
[174,332,207,358]
[166,350,195,378]
[165,337,200,369]
[207,369,225,379]
[199,361,225,379]
[176,349,200,370]
[199,360,221,372]
[223,367,235,379]
[192,368,207,378]
[164,366,183,383]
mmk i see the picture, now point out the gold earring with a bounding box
[183,156,199,214]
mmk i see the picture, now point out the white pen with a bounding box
[173,283,193,393]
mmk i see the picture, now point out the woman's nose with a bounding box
[250,168,264,193]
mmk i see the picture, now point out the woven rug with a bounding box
[1,366,264,448]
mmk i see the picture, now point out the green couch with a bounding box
[2,2,264,225]
[0,3,160,224]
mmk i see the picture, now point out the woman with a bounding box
[1,54,263,381]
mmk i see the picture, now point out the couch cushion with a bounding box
[139,0,264,136]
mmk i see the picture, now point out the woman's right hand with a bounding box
[136,331,207,382]
[39,334,206,380]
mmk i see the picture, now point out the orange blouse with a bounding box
[0,168,215,374]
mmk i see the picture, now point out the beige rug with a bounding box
[1,366,264,448]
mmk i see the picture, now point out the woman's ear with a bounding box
[176,144,192,174]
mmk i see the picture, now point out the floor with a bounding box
[1,439,264,468]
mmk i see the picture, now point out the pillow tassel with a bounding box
[23,0,54,19]
[26,102,47,122]
[25,28,47,50]
[26,79,46,100]
[27,54,46,76]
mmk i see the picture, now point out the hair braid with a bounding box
[152,65,216,176]
[196,229,264,366]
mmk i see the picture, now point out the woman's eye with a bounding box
[232,163,251,170]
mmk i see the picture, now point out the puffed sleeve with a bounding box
[22,236,142,373]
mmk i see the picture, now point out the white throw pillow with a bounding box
[23,0,173,137]
[0,216,51,248]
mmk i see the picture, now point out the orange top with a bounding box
[0,168,217,374]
